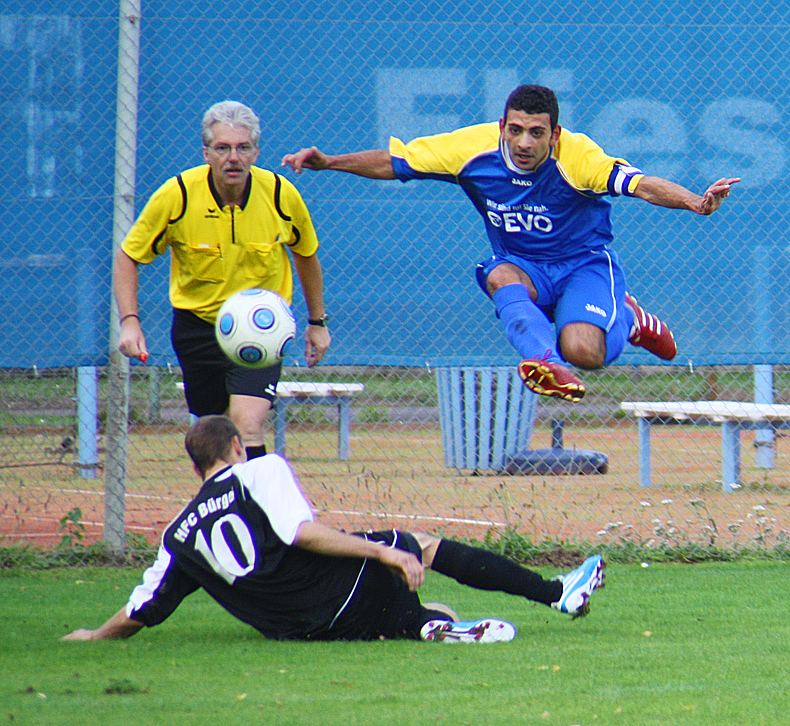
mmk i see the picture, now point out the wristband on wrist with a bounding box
[308,314,329,327]
[120,313,140,324]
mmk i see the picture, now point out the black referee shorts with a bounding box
[326,530,451,641]
[171,308,282,417]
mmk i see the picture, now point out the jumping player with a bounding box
[63,415,605,644]
[282,85,739,402]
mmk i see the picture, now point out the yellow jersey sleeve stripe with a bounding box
[390,123,500,178]
[553,129,642,197]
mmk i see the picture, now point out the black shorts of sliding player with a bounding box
[326,530,434,641]
[171,308,282,417]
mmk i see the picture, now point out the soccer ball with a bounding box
[215,288,296,368]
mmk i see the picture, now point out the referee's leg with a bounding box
[172,308,279,459]
[226,362,281,458]
[228,394,272,453]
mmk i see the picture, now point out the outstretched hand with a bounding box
[281,147,329,174]
[62,628,96,641]
[697,177,741,215]
[60,607,143,641]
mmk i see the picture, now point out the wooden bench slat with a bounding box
[621,401,790,421]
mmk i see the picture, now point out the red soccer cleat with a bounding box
[625,294,677,361]
[517,359,586,402]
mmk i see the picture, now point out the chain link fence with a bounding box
[2,2,790,564]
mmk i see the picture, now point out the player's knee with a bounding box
[412,532,441,567]
[485,264,534,297]
[560,338,606,369]
[563,347,605,370]
[559,325,606,369]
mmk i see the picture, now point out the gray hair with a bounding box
[201,100,261,146]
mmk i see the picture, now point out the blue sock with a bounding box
[492,284,561,363]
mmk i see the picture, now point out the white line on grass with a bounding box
[322,508,507,528]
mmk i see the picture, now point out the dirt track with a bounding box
[3,422,789,554]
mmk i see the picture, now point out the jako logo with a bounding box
[585,303,607,317]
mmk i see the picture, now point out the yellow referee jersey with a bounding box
[122,165,320,323]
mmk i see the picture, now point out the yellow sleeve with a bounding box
[389,123,500,177]
[554,129,642,194]
[278,176,320,256]
[121,177,185,264]
[626,175,644,194]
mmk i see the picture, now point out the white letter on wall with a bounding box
[375,68,467,148]
[699,97,786,189]
[590,99,687,180]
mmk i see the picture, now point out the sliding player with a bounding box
[63,415,605,644]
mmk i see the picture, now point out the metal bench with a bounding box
[273,382,365,460]
[178,380,365,460]
[620,401,790,492]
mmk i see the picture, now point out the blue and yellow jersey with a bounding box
[122,165,319,323]
[390,123,643,262]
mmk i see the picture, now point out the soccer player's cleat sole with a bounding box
[571,601,590,620]
[625,293,677,361]
[552,555,605,618]
[420,618,516,643]
[517,359,586,402]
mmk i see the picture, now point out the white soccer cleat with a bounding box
[551,555,605,619]
[420,618,516,643]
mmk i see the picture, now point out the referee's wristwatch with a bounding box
[308,313,330,327]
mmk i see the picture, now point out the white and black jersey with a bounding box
[126,455,384,640]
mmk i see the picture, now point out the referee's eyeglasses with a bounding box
[206,143,257,158]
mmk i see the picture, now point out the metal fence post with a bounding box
[76,366,98,479]
[104,0,141,554]
[754,364,775,469]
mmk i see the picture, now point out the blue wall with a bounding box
[3,2,789,368]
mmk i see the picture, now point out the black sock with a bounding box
[245,444,267,460]
[431,539,562,606]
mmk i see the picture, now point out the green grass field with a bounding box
[3,561,789,725]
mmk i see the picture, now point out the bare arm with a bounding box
[113,249,148,362]
[62,606,144,641]
[633,175,740,215]
[282,147,396,180]
[290,251,331,367]
[294,521,425,591]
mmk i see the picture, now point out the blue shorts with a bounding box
[476,249,629,334]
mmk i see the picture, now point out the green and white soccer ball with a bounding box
[215,288,296,368]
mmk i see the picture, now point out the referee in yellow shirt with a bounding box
[114,100,331,459]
